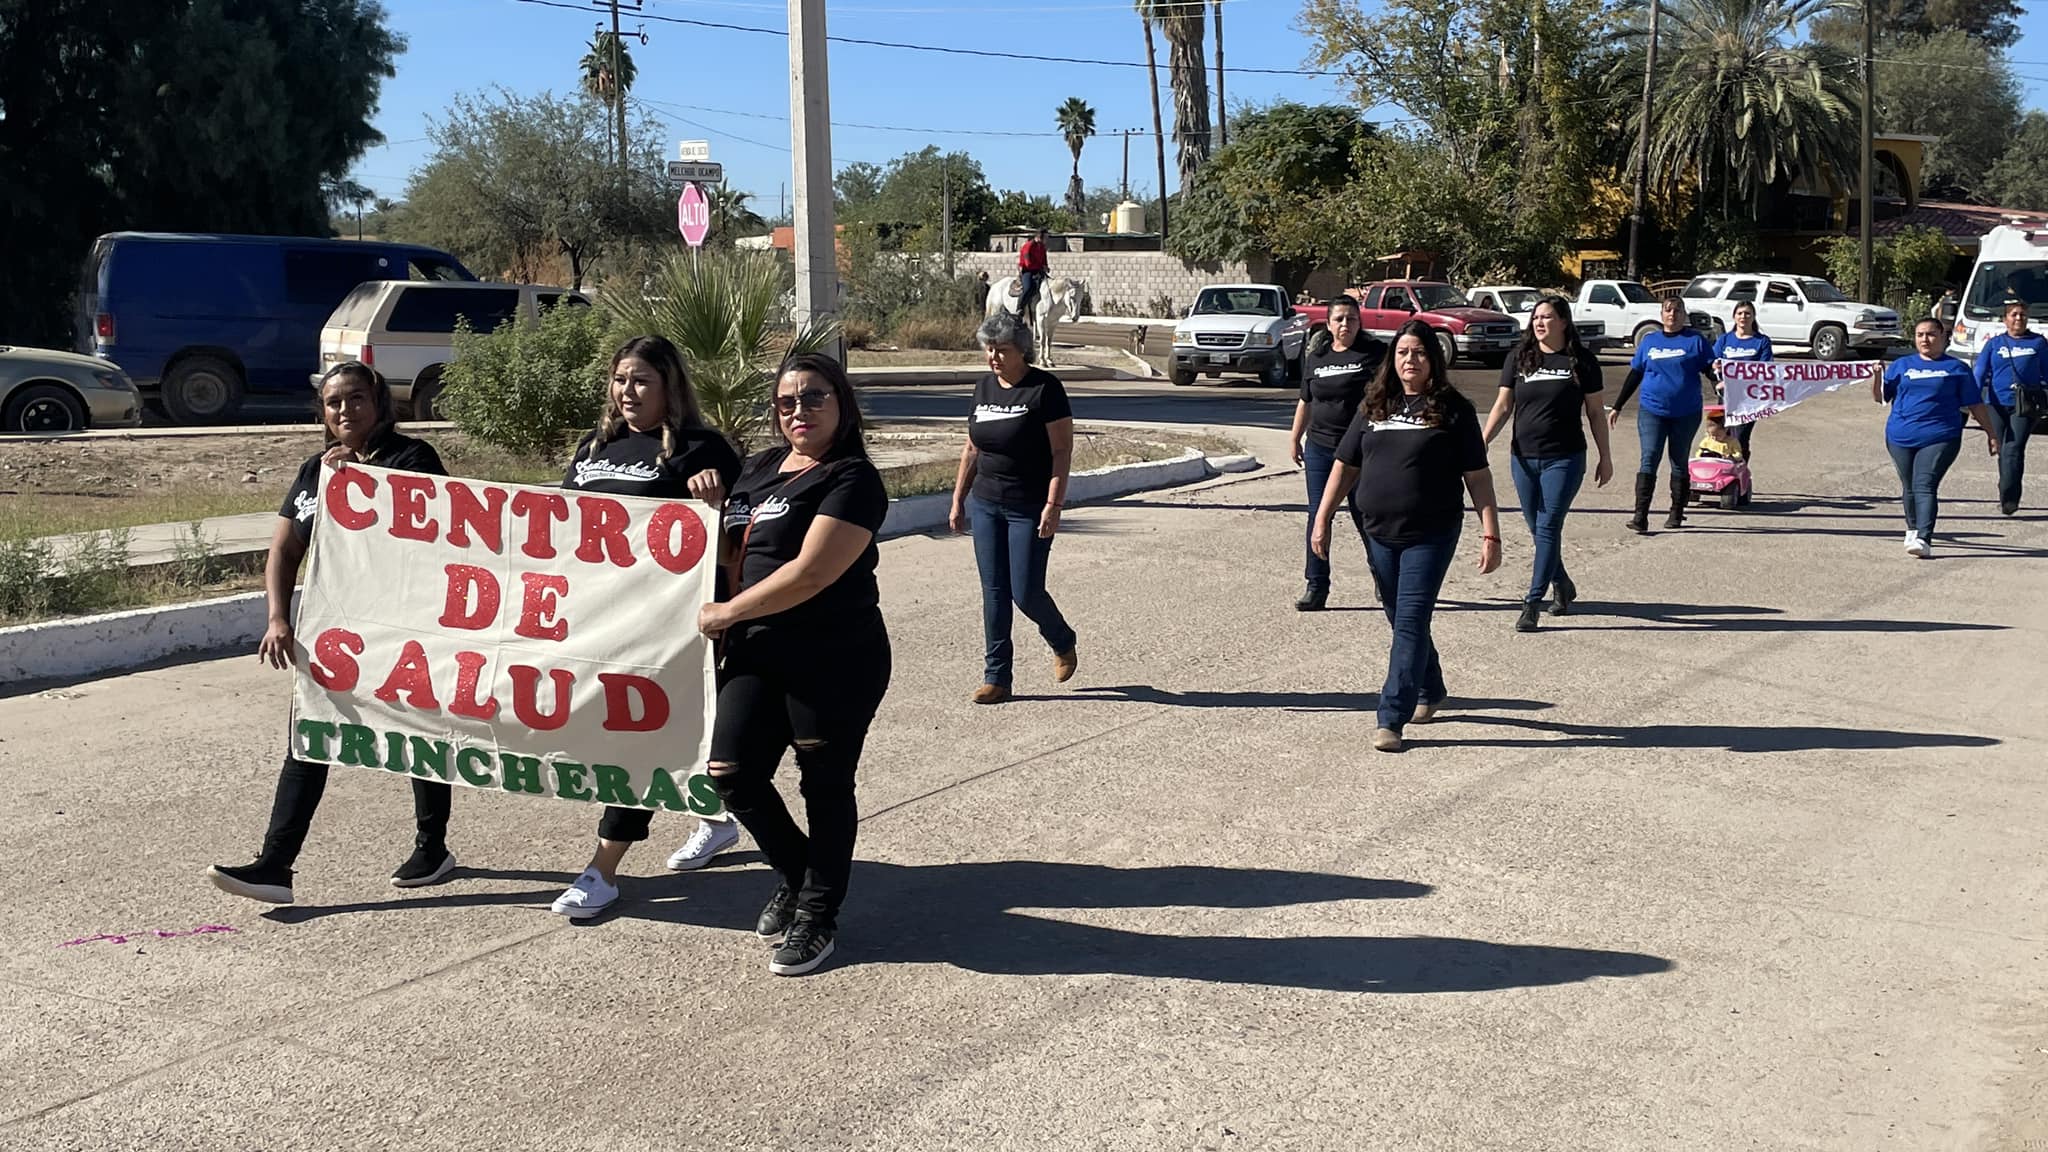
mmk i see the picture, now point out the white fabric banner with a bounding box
[289,464,724,818]
[1719,359,1880,426]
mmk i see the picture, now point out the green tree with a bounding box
[873,147,1000,250]
[0,0,400,346]
[834,162,886,219]
[1983,112,2048,210]
[707,186,767,242]
[1055,97,1099,217]
[1866,31,2021,200]
[323,177,375,239]
[1812,0,2020,48]
[398,89,671,289]
[992,191,1078,235]
[1136,1,1213,191]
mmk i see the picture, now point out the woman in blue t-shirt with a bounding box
[1712,301,1774,463]
[1875,318,1996,558]
[1609,297,1713,533]
[1973,298,2047,515]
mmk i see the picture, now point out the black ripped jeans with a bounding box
[708,620,891,931]
[258,757,452,870]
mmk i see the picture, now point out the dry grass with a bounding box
[849,349,991,367]
[891,313,981,351]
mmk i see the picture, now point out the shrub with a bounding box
[892,311,980,351]
[1146,292,1177,319]
[0,537,54,620]
[169,522,229,589]
[50,529,129,616]
[842,317,878,349]
[438,301,615,460]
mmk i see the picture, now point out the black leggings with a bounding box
[258,757,452,870]
[708,624,891,930]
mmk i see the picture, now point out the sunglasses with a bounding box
[773,388,834,415]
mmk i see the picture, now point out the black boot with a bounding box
[1629,474,1655,534]
[1295,583,1328,612]
[1515,602,1543,632]
[1664,475,1688,529]
[1548,572,1576,617]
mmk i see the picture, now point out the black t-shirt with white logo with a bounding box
[1300,341,1381,449]
[722,446,890,639]
[1335,395,1490,544]
[968,368,1073,510]
[279,432,446,545]
[559,425,742,499]
[1497,348,1603,460]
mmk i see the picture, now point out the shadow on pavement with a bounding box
[1567,602,2005,632]
[1073,684,1552,715]
[268,860,1675,993]
[1421,714,1998,752]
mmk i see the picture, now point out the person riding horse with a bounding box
[1016,229,1049,329]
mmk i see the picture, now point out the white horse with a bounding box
[985,275,1083,367]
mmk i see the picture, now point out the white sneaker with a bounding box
[1903,529,1918,548]
[550,868,618,919]
[665,818,740,871]
[1906,533,1930,558]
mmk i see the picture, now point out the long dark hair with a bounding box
[775,352,868,460]
[314,360,401,457]
[1363,319,1473,428]
[1513,295,1588,374]
[582,335,708,462]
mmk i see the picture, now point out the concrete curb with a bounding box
[1,448,1233,687]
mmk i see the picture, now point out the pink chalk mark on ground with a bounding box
[58,925,238,948]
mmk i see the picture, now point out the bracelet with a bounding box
[1481,534,1500,542]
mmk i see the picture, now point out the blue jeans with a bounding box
[1364,529,1459,731]
[1510,453,1586,604]
[1985,399,2037,507]
[969,495,1076,688]
[1303,438,1366,591]
[1886,438,1962,541]
[1636,409,1702,482]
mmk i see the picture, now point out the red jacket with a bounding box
[1018,238,1048,274]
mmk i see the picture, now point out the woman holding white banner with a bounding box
[1874,318,1997,558]
[1712,301,1773,464]
[206,362,460,905]
[1609,297,1713,533]
[701,352,892,977]
[550,336,744,920]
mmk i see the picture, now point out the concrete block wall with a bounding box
[955,251,1344,318]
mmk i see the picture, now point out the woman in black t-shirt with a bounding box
[700,353,891,977]
[549,336,744,921]
[1288,295,1380,611]
[947,309,1079,705]
[1312,320,1503,754]
[206,362,460,905]
[1480,296,1613,633]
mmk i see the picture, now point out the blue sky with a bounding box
[350,0,2048,211]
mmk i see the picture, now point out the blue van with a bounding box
[77,233,475,423]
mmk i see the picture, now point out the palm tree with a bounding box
[1619,0,1858,214]
[605,249,839,448]
[322,177,374,239]
[1211,0,1225,148]
[707,186,767,240]
[1139,10,1169,237]
[579,32,638,165]
[1055,98,1098,218]
[1137,1,1212,193]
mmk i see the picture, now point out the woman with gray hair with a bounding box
[948,310,1080,704]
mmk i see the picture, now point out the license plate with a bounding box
[1208,353,1229,364]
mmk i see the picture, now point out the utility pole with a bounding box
[1859,0,1875,301]
[1142,26,1170,240]
[790,0,840,352]
[1626,0,1659,280]
[593,0,640,193]
[1121,129,1131,200]
[941,155,953,278]
[1213,0,1225,149]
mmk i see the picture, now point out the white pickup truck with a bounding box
[1570,279,1685,348]
[1169,283,1313,387]
[1680,272,1901,361]
[1467,285,1615,350]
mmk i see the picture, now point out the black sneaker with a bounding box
[1294,584,1328,612]
[206,861,295,905]
[1548,574,1577,617]
[756,883,799,943]
[391,846,458,889]
[770,918,837,976]
[2002,500,2020,516]
[1516,602,1543,633]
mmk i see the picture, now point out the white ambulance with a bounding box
[1951,221,2048,365]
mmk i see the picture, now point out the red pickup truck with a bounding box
[1295,282,1522,367]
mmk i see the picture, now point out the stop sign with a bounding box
[678,183,710,249]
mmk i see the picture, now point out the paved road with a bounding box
[4,381,2045,1150]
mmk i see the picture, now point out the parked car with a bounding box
[0,346,142,433]
[1466,285,1615,350]
[317,282,590,418]
[1169,284,1313,387]
[77,232,475,424]
[1355,281,1520,366]
[1949,223,2048,365]
[1680,272,1901,360]
[1568,278,1687,348]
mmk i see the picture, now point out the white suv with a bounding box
[315,281,588,418]
[1681,273,1900,361]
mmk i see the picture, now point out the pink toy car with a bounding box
[1689,455,1752,509]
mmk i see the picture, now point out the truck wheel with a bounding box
[1262,355,1289,388]
[409,368,445,421]
[1632,322,1660,347]
[1434,329,1457,367]
[162,354,245,424]
[1169,366,1196,387]
[3,384,87,433]
[1811,324,1848,361]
